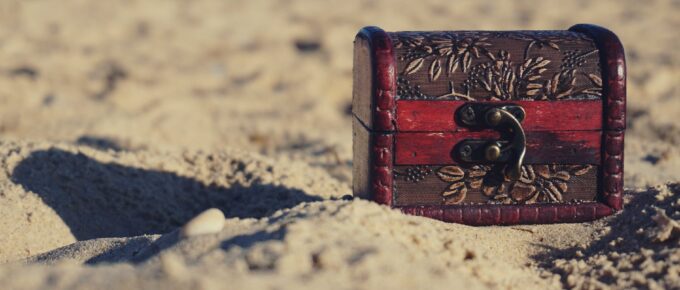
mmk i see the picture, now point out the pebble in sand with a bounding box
[180,208,226,238]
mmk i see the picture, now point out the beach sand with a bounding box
[0,0,678,289]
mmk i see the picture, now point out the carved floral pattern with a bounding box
[391,31,602,101]
[436,164,592,205]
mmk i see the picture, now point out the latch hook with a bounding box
[456,104,526,181]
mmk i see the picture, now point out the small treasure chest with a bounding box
[352,24,625,225]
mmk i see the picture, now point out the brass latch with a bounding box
[455,104,527,181]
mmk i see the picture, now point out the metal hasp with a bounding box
[456,104,527,181]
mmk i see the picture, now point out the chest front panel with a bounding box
[389,31,604,207]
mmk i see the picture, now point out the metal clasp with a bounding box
[455,104,526,181]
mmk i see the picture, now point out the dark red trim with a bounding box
[358,26,397,132]
[396,100,603,132]
[603,130,624,210]
[398,202,613,226]
[570,24,626,131]
[359,27,397,206]
[395,131,601,165]
[570,24,626,211]
[372,134,394,205]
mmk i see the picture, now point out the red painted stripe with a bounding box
[395,131,601,165]
[396,100,602,132]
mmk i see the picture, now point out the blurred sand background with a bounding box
[0,0,678,289]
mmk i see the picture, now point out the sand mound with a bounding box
[541,184,680,289]
[5,180,679,290]
[0,140,348,262]
[2,141,676,289]
[1,198,568,290]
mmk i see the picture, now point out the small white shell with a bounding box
[180,208,225,238]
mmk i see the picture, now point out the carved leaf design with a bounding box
[545,70,577,100]
[554,180,568,192]
[404,58,424,75]
[570,165,592,176]
[468,166,487,178]
[537,59,551,68]
[442,182,467,204]
[544,182,563,202]
[429,59,442,81]
[469,178,483,189]
[517,57,550,99]
[446,54,458,74]
[519,165,536,184]
[462,51,472,73]
[534,165,551,179]
[394,31,600,101]
[437,46,453,56]
[482,185,496,197]
[588,73,603,87]
[437,166,465,182]
[430,164,591,205]
[466,50,519,100]
[553,171,571,181]
[510,183,537,202]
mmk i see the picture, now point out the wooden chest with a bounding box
[352,24,626,225]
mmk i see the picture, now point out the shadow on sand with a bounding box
[12,148,322,241]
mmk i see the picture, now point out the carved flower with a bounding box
[436,165,488,205]
[398,33,491,82]
[484,165,592,204]
[463,51,550,100]
[435,164,592,205]
[482,165,536,204]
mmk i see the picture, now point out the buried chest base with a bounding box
[397,202,614,226]
[353,116,619,226]
[391,164,605,226]
[393,164,599,206]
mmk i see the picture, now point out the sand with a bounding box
[0,0,678,289]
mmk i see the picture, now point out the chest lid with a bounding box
[353,25,625,134]
[390,29,604,126]
[391,30,603,102]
